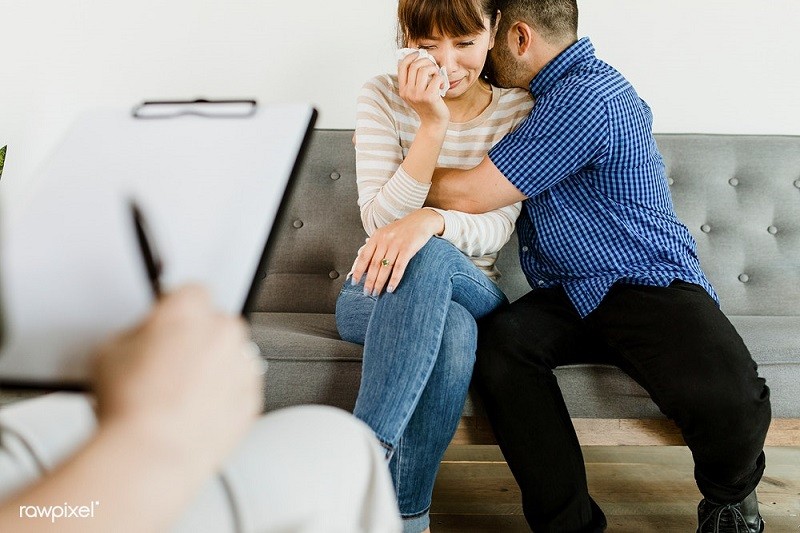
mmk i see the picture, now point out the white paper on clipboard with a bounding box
[0,102,316,386]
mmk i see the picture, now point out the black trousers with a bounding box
[475,281,771,533]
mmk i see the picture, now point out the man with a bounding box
[425,1,771,532]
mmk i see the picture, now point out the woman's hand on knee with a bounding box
[350,209,444,297]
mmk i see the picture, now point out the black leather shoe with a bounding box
[697,489,765,532]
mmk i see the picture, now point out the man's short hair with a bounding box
[496,0,578,44]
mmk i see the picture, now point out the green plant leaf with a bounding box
[0,145,6,180]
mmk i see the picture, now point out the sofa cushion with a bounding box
[251,312,800,419]
[251,313,362,412]
[728,315,800,418]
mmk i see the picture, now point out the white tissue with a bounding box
[396,48,450,97]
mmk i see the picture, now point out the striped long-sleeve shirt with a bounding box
[354,74,534,279]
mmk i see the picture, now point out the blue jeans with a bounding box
[335,237,507,533]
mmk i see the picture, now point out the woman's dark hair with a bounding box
[397,0,498,47]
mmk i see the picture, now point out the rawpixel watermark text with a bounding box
[19,501,100,523]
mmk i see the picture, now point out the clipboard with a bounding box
[0,99,317,388]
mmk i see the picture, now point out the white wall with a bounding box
[2,0,799,208]
[579,1,800,135]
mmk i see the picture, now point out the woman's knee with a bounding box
[402,237,467,283]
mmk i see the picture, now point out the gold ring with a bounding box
[380,258,391,267]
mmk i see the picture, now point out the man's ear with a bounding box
[511,21,534,57]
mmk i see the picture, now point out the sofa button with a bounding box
[728,177,739,187]
[738,273,750,283]
[667,177,674,186]
[794,179,800,189]
[700,224,711,233]
[292,220,304,229]
[767,225,778,235]
[329,270,340,280]
[330,172,341,181]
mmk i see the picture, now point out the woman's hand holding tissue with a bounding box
[397,50,450,127]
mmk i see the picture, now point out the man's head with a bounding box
[489,0,579,89]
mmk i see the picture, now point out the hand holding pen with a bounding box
[128,200,268,378]
[130,201,163,299]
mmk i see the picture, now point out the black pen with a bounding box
[130,200,163,299]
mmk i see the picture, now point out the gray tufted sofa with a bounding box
[250,131,800,446]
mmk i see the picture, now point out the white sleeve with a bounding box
[176,406,402,533]
[354,77,430,236]
[0,393,97,502]
[426,202,522,257]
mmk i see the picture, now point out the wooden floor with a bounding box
[430,445,800,532]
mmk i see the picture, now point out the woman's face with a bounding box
[407,16,494,99]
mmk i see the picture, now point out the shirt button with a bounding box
[521,246,529,252]
[537,280,545,286]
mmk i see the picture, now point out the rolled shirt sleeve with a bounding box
[488,85,609,198]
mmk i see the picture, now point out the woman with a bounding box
[336,1,533,531]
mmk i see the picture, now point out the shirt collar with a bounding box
[528,37,595,98]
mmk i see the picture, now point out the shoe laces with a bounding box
[698,500,751,533]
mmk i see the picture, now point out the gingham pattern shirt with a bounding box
[488,38,716,317]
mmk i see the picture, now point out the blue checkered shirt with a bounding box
[489,37,716,317]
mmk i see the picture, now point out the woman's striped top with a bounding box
[354,73,534,279]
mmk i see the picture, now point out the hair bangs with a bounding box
[399,0,488,44]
